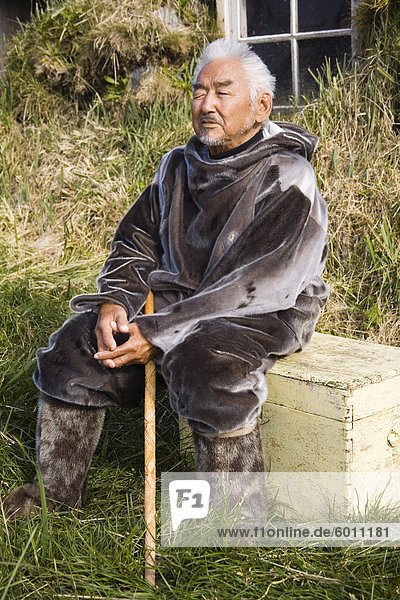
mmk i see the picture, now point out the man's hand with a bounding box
[94,303,159,368]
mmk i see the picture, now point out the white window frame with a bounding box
[216,0,360,106]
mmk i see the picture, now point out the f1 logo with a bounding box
[169,480,210,531]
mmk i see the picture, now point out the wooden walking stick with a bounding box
[144,291,156,586]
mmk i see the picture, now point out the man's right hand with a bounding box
[95,302,129,354]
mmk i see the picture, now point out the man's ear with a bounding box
[254,92,272,124]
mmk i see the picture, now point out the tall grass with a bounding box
[297,55,399,344]
[1,0,400,598]
[292,0,400,344]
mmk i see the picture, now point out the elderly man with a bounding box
[4,38,328,517]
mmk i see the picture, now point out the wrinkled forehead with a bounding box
[194,58,250,91]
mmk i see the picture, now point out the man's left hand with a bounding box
[94,322,159,368]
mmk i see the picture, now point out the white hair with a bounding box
[193,38,276,102]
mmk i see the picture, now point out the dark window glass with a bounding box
[252,42,292,105]
[298,0,352,32]
[246,0,290,36]
[299,36,351,98]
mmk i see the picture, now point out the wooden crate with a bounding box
[262,333,400,471]
[261,333,400,516]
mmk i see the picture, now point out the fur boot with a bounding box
[193,424,265,472]
[193,424,266,521]
[3,394,106,520]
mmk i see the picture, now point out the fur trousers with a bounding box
[33,310,305,435]
[4,298,321,517]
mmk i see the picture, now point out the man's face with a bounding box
[191,58,261,156]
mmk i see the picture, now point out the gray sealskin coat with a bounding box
[70,121,329,350]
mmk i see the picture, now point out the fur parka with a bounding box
[70,121,329,351]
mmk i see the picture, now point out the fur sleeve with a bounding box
[69,182,162,320]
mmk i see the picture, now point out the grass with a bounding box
[296,55,400,344]
[1,0,400,597]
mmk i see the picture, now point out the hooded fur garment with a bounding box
[70,121,329,352]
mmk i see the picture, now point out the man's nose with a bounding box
[200,91,216,112]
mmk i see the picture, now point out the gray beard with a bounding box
[197,132,226,147]
[197,111,257,149]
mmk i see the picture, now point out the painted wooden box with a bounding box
[262,333,400,473]
[260,332,400,515]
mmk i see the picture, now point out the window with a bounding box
[216,0,359,107]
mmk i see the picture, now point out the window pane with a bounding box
[298,0,352,32]
[299,36,352,98]
[252,42,292,106]
[246,0,290,36]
